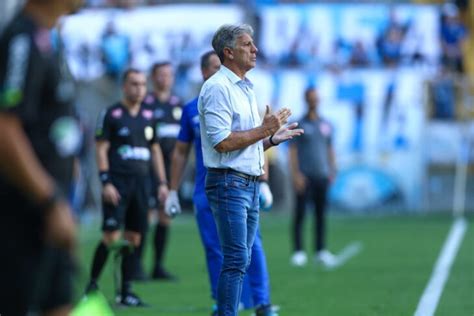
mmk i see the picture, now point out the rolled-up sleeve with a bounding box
[201,84,232,148]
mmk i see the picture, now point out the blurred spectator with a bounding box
[174,32,199,99]
[330,38,352,70]
[280,39,303,67]
[349,40,370,67]
[101,20,131,81]
[377,9,407,67]
[280,23,318,68]
[440,3,467,73]
[430,66,457,120]
[377,27,404,66]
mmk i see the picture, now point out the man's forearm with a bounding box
[215,126,271,153]
[151,144,167,184]
[0,114,55,203]
[169,142,191,190]
[95,141,110,172]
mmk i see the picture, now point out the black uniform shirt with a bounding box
[143,93,182,160]
[0,12,81,198]
[96,103,158,176]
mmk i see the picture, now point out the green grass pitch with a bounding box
[76,213,474,316]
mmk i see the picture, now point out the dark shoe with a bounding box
[255,304,279,316]
[118,292,150,307]
[151,266,178,281]
[84,280,99,295]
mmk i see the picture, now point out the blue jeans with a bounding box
[205,170,260,316]
[195,192,271,307]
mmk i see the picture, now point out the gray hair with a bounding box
[212,24,254,63]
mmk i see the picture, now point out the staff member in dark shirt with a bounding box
[0,0,83,315]
[85,68,168,307]
[289,87,337,268]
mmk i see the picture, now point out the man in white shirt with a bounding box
[198,24,303,316]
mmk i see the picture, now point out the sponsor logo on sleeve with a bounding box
[1,34,29,108]
[145,126,154,141]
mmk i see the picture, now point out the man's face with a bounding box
[123,72,147,104]
[202,54,221,80]
[230,33,258,72]
[152,64,174,91]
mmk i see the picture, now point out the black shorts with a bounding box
[102,173,150,232]
[0,194,74,315]
[32,247,75,312]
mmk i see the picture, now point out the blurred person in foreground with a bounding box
[166,50,279,316]
[289,87,337,268]
[199,24,303,316]
[85,68,168,307]
[138,61,183,281]
[0,0,83,315]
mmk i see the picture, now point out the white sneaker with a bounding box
[315,249,338,268]
[290,251,308,266]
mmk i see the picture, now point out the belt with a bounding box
[208,168,259,182]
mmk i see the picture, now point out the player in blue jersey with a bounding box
[165,51,277,316]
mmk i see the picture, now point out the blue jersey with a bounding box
[177,97,206,197]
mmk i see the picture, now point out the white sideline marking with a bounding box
[414,217,468,316]
[327,241,363,270]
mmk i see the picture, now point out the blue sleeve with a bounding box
[177,102,194,143]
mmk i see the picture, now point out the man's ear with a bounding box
[224,47,233,60]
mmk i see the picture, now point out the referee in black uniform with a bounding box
[0,0,83,315]
[85,68,168,306]
[140,61,183,280]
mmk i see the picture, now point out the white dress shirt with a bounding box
[198,65,264,176]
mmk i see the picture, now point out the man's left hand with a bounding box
[157,184,169,204]
[271,122,304,145]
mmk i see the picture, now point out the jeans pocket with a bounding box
[228,175,249,188]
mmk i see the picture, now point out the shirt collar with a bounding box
[220,65,254,89]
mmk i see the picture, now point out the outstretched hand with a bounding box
[271,122,304,145]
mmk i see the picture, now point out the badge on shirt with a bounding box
[144,126,153,141]
[172,107,182,121]
[319,122,331,137]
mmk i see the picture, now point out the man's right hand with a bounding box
[262,106,292,136]
[164,190,181,217]
[103,183,121,206]
[45,200,76,250]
